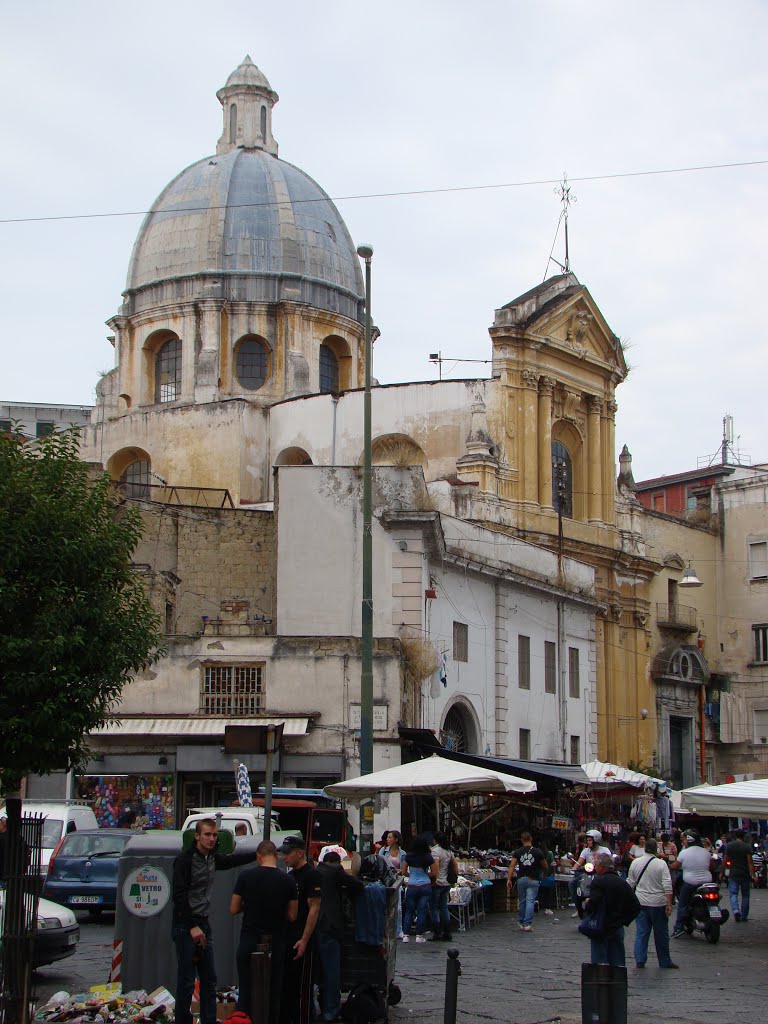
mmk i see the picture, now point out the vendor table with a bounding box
[554,872,574,909]
[448,886,487,932]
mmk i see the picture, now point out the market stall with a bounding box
[680,778,768,817]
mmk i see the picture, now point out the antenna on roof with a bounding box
[543,173,577,280]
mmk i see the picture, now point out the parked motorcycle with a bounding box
[684,882,730,943]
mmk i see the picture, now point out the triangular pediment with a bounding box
[531,290,627,376]
[495,275,627,377]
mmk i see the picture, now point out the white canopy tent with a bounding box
[680,778,768,817]
[325,753,537,800]
[581,760,665,789]
[324,753,537,845]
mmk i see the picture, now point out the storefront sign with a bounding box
[122,864,171,917]
[551,816,572,831]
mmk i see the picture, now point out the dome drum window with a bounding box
[319,344,339,394]
[155,338,182,403]
[235,336,269,390]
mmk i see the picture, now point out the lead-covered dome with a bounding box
[123,58,364,322]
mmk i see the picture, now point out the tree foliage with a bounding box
[0,427,162,792]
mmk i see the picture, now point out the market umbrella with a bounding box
[236,762,253,807]
[324,753,537,799]
[680,778,768,817]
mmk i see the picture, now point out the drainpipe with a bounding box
[699,685,706,783]
[331,395,339,466]
[558,599,567,762]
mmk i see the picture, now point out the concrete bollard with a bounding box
[443,947,461,1024]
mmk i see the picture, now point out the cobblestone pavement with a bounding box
[32,892,768,1023]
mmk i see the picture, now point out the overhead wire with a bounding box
[1,158,766,226]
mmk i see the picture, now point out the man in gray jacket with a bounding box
[627,837,678,969]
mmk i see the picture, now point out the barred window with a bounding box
[568,647,580,698]
[544,641,556,694]
[518,635,530,689]
[201,664,265,715]
[453,621,468,663]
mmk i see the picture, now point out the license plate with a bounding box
[708,907,722,920]
[69,896,102,905]
[67,932,78,945]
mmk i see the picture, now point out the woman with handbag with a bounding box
[429,832,457,940]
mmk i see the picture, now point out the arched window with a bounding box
[120,459,151,500]
[155,338,182,403]
[319,344,339,394]
[235,337,269,390]
[229,103,237,144]
[260,105,267,138]
[552,440,573,517]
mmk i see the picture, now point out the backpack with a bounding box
[341,984,386,1024]
[359,854,397,887]
[623,886,642,927]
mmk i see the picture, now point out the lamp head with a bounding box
[356,244,374,260]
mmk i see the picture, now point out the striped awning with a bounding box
[90,717,310,738]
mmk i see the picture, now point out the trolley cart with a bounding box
[339,882,403,1019]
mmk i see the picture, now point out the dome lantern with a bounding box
[216,55,279,156]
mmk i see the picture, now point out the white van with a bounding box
[181,806,302,846]
[0,799,99,876]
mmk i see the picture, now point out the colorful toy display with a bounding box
[77,775,174,829]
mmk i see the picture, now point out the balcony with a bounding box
[656,602,698,633]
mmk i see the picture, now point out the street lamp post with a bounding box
[356,244,374,855]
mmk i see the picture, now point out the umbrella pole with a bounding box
[435,795,440,833]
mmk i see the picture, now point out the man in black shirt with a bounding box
[231,840,299,1024]
[279,836,322,1024]
[506,831,547,932]
[172,818,255,1024]
[721,829,756,922]
[316,851,365,1023]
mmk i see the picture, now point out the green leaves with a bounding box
[0,428,163,792]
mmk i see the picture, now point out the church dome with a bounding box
[123,59,364,322]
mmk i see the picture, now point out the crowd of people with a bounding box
[172,820,459,1024]
[499,824,762,972]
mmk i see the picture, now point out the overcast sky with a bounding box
[2,1,765,478]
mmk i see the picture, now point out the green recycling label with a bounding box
[122,864,171,917]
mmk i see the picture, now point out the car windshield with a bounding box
[42,820,64,849]
[60,833,129,857]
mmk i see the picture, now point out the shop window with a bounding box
[319,344,339,394]
[544,641,556,694]
[749,541,768,580]
[568,647,580,698]
[235,336,269,390]
[753,625,768,665]
[201,664,265,715]
[156,338,182,403]
[518,635,530,689]
[119,459,152,500]
[570,735,581,764]
[552,441,573,518]
[75,773,174,829]
[754,709,768,745]
[453,621,468,663]
[36,421,55,438]
[519,728,531,760]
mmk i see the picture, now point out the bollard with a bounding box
[581,963,627,1024]
[249,941,272,1024]
[443,947,461,1024]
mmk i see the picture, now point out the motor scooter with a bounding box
[684,882,729,943]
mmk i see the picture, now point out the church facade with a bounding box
[77,56,716,823]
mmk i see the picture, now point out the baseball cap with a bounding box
[279,835,306,853]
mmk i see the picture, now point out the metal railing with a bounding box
[117,482,235,508]
[656,602,697,630]
[0,813,44,1024]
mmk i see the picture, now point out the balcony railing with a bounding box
[656,602,697,632]
[117,482,234,508]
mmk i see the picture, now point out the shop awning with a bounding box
[402,744,590,788]
[90,716,310,738]
[681,778,768,817]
